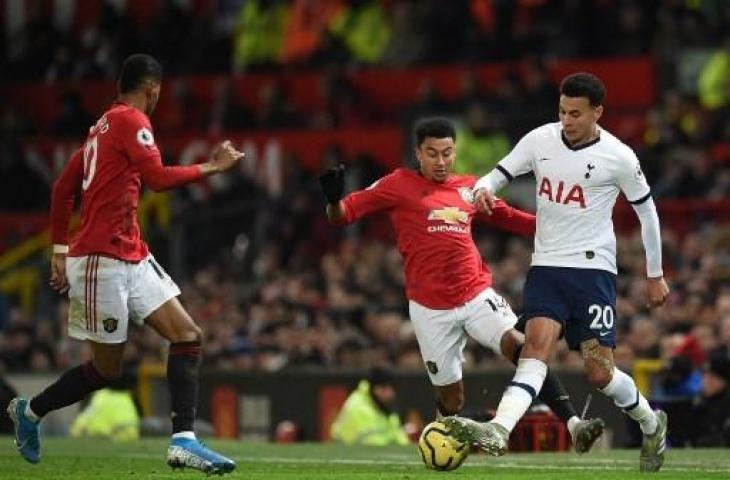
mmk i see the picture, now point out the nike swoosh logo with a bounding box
[599,331,610,337]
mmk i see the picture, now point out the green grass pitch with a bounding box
[1,437,729,479]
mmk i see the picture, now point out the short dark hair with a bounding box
[560,72,606,107]
[118,54,162,94]
[413,117,456,147]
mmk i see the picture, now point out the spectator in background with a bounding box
[454,103,510,177]
[329,0,390,65]
[0,374,19,434]
[381,1,428,67]
[233,0,289,72]
[257,82,302,129]
[690,352,730,446]
[53,91,94,138]
[457,70,489,113]
[311,66,373,128]
[698,35,730,111]
[0,139,48,211]
[280,0,345,66]
[157,79,204,133]
[401,80,451,128]
[712,315,730,359]
[69,369,140,442]
[655,355,702,401]
[207,79,255,134]
[520,57,559,126]
[330,367,409,446]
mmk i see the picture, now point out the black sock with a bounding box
[539,370,577,423]
[511,345,576,423]
[168,341,201,434]
[436,399,458,417]
[29,361,108,418]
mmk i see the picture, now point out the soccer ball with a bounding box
[418,420,469,471]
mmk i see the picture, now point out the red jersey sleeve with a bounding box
[339,172,401,225]
[50,147,84,245]
[117,111,203,191]
[476,198,536,236]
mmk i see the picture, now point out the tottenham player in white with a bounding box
[445,73,670,472]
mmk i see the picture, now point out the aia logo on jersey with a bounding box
[427,207,470,233]
[538,177,586,208]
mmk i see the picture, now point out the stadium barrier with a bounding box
[0,57,655,131]
[137,365,627,447]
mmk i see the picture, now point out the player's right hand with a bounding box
[646,276,669,308]
[318,163,345,204]
[50,253,69,294]
[209,140,244,173]
[473,188,497,215]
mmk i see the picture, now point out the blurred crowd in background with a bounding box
[2,0,727,80]
[0,1,729,440]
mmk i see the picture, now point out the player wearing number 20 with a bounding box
[445,73,669,472]
[7,54,242,475]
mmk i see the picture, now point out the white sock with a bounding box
[24,404,40,423]
[567,415,581,438]
[172,431,196,440]
[600,368,657,435]
[492,358,547,432]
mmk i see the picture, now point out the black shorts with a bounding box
[517,266,617,351]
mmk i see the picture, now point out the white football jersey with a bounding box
[495,122,650,274]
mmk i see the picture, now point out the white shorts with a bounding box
[409,288,517,386]
[66,254,180,344]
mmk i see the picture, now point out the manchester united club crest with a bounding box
[103,317,119,333]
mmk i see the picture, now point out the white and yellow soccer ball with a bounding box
[417,420,469,471]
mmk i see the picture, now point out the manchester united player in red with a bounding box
[7,54,241,475]
[319,118,604,452]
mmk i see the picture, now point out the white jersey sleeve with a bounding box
[475,128,538,192]
[615,147,651,204]
[615,145,663,277]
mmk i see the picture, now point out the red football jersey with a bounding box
[340,168,535,309]
[50,101,203,261]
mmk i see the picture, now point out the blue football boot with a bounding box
[7,398,41,464]
[166,437,236,475]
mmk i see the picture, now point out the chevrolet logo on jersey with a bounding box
[428,207,468,224]
[427,207,470,234]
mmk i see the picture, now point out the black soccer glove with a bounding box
[318,163,346,205]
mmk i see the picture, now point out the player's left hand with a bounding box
[646,276,669,308]
[473,188,497,215]
[318,163,346,205]
[209,140,244,173]
[50,253,69,294]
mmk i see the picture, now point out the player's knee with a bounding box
[586,366,612,389]
[181,324,202,343]
[170,320,203,343]
[500,329,524,363]
[522,335,552,361]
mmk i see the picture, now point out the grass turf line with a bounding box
[1,437,729,479]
